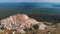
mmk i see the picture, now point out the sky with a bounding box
[0,0,60,2]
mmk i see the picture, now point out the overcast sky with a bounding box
[0,0,60,2]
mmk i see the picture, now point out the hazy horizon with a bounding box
[0,0,60,2]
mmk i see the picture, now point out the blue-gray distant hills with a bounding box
[0,2,60,23]
[0,2,60,16]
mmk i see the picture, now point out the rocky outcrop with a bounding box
[0,13,47,33]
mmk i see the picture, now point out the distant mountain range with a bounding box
[0,2,60,19]
[0,2,60,8]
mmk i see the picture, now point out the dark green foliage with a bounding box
[1,26,5,30]
[24,27,33,31]
[28,27,33,31]
[33,24,39,30]
[13,29,17,31]
[23,28,28,31]
[32,32,36,34]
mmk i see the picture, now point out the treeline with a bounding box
[28,14,60,24]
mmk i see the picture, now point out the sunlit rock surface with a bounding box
[0,13,47,33]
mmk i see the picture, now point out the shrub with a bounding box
[33,24,39,30]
